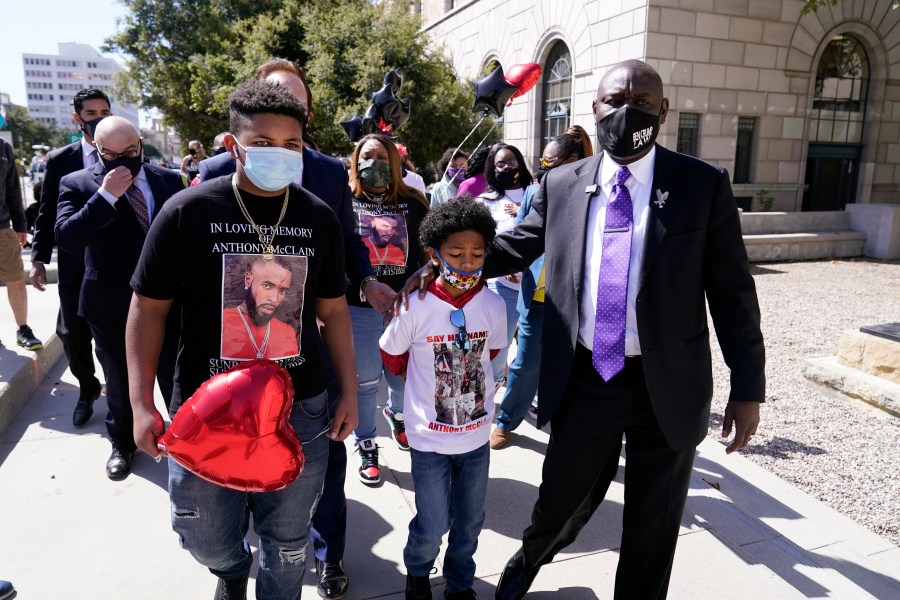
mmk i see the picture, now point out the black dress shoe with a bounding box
[106,448,134,480]
[315,558,349,599]
[495,548,540,600]
[72,383,101,427]
[0,579,15,600]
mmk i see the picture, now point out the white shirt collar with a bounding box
[80,136,96,157]
[599,145,656,189]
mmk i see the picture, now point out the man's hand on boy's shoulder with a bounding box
[394,263,435,316]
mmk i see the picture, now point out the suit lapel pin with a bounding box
[585,184,598,194]
[654,189,669,208]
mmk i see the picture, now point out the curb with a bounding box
[0,333,64,437]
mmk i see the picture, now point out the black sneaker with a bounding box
[383,406,410,451]
[355,439,380,485]
[406,573,432,600]
[16,325,43,351]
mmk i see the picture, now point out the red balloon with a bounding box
[158,359,303,492]
[506,63,542,100]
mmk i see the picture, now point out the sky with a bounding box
[0,0,130,106]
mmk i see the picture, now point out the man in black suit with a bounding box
[55,116,184,480]
[30,88,112,426]
[478,60,765,599]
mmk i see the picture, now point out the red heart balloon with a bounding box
[506,63,542,100]
[159,359,303,492]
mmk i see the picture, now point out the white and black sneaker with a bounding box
[355,439,380,485]
[382,406,410,451]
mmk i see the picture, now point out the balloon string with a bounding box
[440,112,488,184]
[308,422,335,443]
[466,120,499,162]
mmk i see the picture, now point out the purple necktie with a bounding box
[592,165,633,381]
[125,184,150,233]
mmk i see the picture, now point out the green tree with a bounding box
[2,105,68,162]
[105,0,497,180]
[802,0,899,14]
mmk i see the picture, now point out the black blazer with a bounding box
[484,145,765,452]
[32,142,88,284]
[55,162,185,323]
[199,148,374,289]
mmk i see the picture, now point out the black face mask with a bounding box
[495,169,520,190]
[79,115,106,139]
[101,154,144,179]
[595,106,661,159]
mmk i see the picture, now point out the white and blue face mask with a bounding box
[234,140,304,192]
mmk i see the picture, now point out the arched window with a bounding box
[541,42,572,149]
[811,34,869,143]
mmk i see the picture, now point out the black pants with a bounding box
[521,346,696,600]
[57,282,100,392]
[89,319,177,453]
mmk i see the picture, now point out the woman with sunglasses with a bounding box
[347,133,430,485]
[474,142,535,388]
[490,126,593,450]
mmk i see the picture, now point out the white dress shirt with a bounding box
[98,167,156,220]
[577,146,656,355]
[80,137,99,169]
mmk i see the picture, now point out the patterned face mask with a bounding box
[435,250,482,291]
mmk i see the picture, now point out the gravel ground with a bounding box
[706,258,900,547]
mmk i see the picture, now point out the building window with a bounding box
[541,41,572,150]
[677,112,700,157]
[811,33,869,144]
[734,116,756,184]
[57,59,77,67]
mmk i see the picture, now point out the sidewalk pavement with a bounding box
[1,283,899,599]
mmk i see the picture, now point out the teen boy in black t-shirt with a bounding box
[126,80,358,598]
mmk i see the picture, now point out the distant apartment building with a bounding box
[420,0,900,212]
[22,43,139,135]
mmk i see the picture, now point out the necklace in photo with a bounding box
[236,305,271,358]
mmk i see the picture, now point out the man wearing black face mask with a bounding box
[30,88,113,428]
[473,59,765,599]
[55,116,184,480]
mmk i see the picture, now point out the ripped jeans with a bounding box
[168,389,329,599]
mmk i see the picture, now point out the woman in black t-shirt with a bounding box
[346,133,429,485]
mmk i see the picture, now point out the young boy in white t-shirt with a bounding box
[380,199,507,600]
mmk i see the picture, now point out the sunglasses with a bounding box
[539,154,569,168]
[449,308,470,353]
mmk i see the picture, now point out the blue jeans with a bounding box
[496,302,544,432]
[487,280,519,383]
[169,390,329,599]
[405,444,490,593]
[350,305,405,442]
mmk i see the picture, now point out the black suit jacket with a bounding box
[485,145,765,452]
[32,142,88,285]
[55,162,186,323]
[199,148,373,289]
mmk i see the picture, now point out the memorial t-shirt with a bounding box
[131,176,346,414]
[379,284,507,455]
[347,193,429,307]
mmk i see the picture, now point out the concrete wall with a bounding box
[422,0,900,210]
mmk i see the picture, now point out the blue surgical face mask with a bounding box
[234,140,304,192]
[434,250,482,291]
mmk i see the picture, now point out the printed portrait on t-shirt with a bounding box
[432,338,487,426]
[220,253,307,361]
[360,212,408,267]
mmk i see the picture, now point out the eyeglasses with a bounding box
[95,140,142,162]
[495,159,519,170]
[540,155,569,168]
[449,308,469,353]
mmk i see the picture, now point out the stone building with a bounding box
[419,0,900,212]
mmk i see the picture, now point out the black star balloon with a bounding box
[472,65,519,117]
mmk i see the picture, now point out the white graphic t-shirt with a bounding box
[380,285,507,455]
